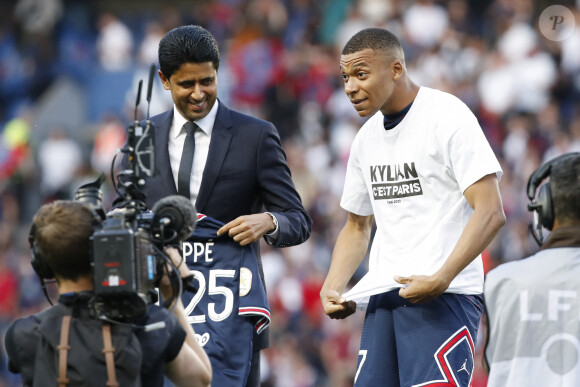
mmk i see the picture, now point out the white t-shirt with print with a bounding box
[341,87,502,305]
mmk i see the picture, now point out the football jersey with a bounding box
[181,214,271,386]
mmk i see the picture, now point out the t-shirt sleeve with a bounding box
[340,133,374,216]
[140,306,186,364]
[445,100,502,193]
[4,316,41,385]
[163,313,187,363]
[5,321,21,373]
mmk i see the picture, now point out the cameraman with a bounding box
[4,200,212,387]
[484,153,580,385]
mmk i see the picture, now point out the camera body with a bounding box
[90,210,158,320]
[72,171,196,321]
[73,177,160,321]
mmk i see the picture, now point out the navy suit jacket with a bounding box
[119,100,311,245]
[116,101,312,348]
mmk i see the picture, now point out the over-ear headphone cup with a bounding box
[29,223,55,280]
[30,248,55,280]
[537,183,554,230]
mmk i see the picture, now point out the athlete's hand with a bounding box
[394,274,449,303]
[217,213,274,246]
[320,289,356,319]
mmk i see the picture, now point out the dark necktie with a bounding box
[177,121,197,198]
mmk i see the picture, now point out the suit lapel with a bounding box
[196,102,233,212]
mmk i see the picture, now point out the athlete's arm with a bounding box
[320,212,374,319]
[162,247,212,387]
[396,173,505,303]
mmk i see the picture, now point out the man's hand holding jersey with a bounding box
[217,213,276,246]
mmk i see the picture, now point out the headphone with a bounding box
[29,222,55,280]
[526,152,580,245]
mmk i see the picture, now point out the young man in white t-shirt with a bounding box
[319,28,506,386]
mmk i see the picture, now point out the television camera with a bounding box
[37,65,196,322]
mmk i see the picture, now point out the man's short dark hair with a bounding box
[32,201,94,280]
[551,154,580,224]
[342,28,402,56]
[158,25,220,79]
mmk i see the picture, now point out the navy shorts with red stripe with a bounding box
[354,290,483,387]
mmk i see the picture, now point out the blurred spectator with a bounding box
[96,12,134,71]
[0,227,19,323]
[14,0,63,39]
[477,50,517,116]
[502,112,532,170]
[90,113,126,174]
[560,19,580,75]
[0,109,31,183]
[13,0,63,87]
[358,0,392,26]
[37,126,82,201]
[246,0,288,36]
[283,139,319,210]
[228,23,285,113]
[334,3,370,54]
[403,0,449,50]
[138,21,165,66]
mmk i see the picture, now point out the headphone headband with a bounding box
[527,152,580,245]
[526,152,580,201]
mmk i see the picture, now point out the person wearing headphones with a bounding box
[484,152,580,385]
[4,200,212,387]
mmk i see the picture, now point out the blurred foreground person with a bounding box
[485,152,580,386]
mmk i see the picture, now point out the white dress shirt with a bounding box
[168,100,219,208]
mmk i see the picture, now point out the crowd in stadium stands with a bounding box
[1,0,579,386]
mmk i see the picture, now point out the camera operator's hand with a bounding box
[166,246,190,278]
[159,247,189,300]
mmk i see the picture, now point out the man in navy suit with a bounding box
[117,25,311,386]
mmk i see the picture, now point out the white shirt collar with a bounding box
[171,99,219,138]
